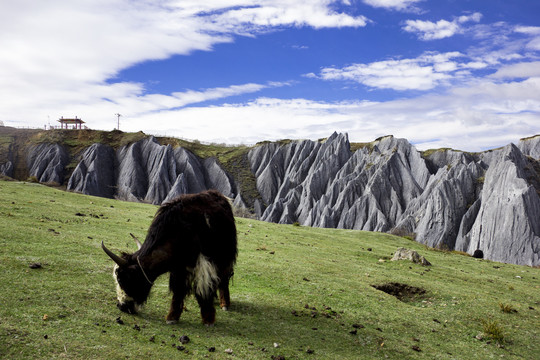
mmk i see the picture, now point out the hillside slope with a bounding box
[0,180,539,359]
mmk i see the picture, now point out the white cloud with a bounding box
[211,2,368,31]
[314,52,468,91]
[403,19,460,40]
[403,12,482,40]
[515,27,540,51]
[362,0,423,11]
[490,61,540,79]
[514,26,540,35]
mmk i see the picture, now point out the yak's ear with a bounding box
[130,233,142,250]
[102,241,128,267]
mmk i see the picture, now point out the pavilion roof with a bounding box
[58,118,85,124]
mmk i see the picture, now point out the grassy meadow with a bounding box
[0,180,538,359]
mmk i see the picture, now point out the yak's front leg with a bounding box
[195,292,216,326]
[167,271,187,324]
[166,293,185,324]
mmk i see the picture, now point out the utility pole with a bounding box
[115,113,122,130]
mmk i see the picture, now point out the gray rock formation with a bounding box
[249,134,430,232]
[0,161,13,177]
[203,157,235,197]
[248,133,540,266]
[67,143,116,198]
[517,135,540,159]
[455,144,540,266]
[27,143,69,184]
[395,159,484,250]
[40,136,239,205]
[391,248,431,266]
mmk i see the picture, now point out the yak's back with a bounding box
[143,190,237,267]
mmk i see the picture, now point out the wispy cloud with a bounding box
[362,0,423,12]
[208,2,368,31]
[490,61,540,79]
[514,26,540,51]
[403,12,482,40]
[310,52,486,91]
[311,19,540,92]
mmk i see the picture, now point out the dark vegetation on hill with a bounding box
[0,126,539,266]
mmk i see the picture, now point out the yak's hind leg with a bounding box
[167,271,188,324]
[218,268,233,310]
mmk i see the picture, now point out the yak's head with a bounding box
[102,236,152,315]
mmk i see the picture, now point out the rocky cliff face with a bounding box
[0,161,13,177]
[247,133,540,266]
[64,136,237,205]
[67,143,116,198]
[13,130,540,266]
[27,143,69,184]
[454,144,540,266]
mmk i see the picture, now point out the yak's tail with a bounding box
[194,254,220,299]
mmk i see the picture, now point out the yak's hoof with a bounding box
[204,323,215,327]
[221,306,228,311]
[166,319,179,325]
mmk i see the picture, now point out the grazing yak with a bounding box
[102,190,237,325]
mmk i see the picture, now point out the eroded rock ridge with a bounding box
[248,133,540,266]
[14,131,540,266]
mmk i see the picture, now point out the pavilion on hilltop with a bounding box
[58,116,86,129]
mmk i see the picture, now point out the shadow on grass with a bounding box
[126,298,388,359]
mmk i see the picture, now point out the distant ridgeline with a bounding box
[1,127,539,266]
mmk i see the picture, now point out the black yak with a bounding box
[102,190,237,325]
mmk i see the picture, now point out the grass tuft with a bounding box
[481,318,506,343]
[499,303,518,313]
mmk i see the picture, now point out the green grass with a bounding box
[1,180,539,359]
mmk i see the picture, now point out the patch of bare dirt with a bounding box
[372,282,427,302]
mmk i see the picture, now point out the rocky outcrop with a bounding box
[391,248,431,266]
[63,136,237,205]
[27,143,69,184]
[518,135,540,159]
[247,133,540,266]
[67,143,116,198]
[0,141,14,177]
[249,133,431,232]
[454,144,540,266]
[116,137,177,204]
[0,161,13,177]
[395,159,484,250]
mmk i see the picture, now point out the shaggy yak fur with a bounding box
[102,190,237,325]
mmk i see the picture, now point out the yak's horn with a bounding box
[130,233,142,250]
[101,241,128,267]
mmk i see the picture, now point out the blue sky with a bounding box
[1,0,539,151]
